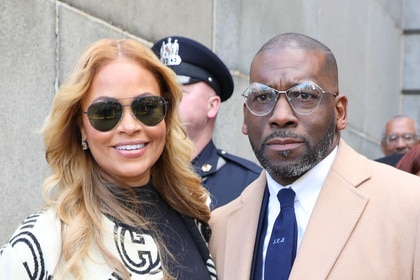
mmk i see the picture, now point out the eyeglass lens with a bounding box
[242,81,326,116]
[85,96,167,132]
[385,134,418,145]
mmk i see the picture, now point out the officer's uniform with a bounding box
[192,140,261,209]
[375,153,404,166]
[152,36,262,209]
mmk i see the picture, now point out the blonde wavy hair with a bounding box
[41,38,210,279]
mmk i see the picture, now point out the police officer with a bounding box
[152,36,261,209]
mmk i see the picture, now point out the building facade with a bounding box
[1,0,419,244]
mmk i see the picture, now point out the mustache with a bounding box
[262,130,306,145]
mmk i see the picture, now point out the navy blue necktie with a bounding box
[264,188,297,280]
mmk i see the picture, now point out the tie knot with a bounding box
[278,188,295,208]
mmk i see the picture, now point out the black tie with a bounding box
[264,188,297,280]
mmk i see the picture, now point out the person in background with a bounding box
[209,32,420,279]
[375,114,419,166]
[396,144,420,176]
[0,39,216,280]
[152,36,261,209]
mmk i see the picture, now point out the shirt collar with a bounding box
[266,145,338,213]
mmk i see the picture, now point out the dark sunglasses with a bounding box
[83,95,168,132]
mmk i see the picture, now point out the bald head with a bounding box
[381,115,419,156]
[253,33,339,88]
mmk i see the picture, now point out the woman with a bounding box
[396,144,420,176]
[0,39,215,279]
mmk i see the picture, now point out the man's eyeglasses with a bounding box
[383,134,418,145]
[241,81,338,116]
[83,95,168,132]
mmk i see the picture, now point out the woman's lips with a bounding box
[113,142,148,158]
[115,143,145,151]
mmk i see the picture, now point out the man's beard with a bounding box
[251,120,336,179]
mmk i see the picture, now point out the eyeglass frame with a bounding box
[82,95,168,132]
[241,81,338,116]
[382,133,419,145]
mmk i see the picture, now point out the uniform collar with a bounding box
[192,140,219,176]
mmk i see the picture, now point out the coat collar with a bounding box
[290,140,371,279]
[219,140,372,279]
[215,172,267,279]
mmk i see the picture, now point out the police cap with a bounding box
[152,36,234,102]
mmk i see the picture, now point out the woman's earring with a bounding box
[81,140,89,151]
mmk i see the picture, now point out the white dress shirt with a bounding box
[262,146,338,276]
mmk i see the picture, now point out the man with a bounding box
[375,115,419,166]
[152,36,261,209]
[209,33,420,279]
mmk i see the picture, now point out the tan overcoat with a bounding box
[209,140,420,279]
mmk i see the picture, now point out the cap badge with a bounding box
[159,38,182,66]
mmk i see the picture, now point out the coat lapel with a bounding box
[290,140,371,279]
[222,173,267,279]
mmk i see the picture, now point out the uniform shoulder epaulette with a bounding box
[216,149,262,173]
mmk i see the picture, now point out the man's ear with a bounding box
[380,142,386,155]
[241,103,249,135]
[207,95,221,119]
[335,94,347,131]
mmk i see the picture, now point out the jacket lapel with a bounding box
[222,173,267,279]
[290,140,370,279]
